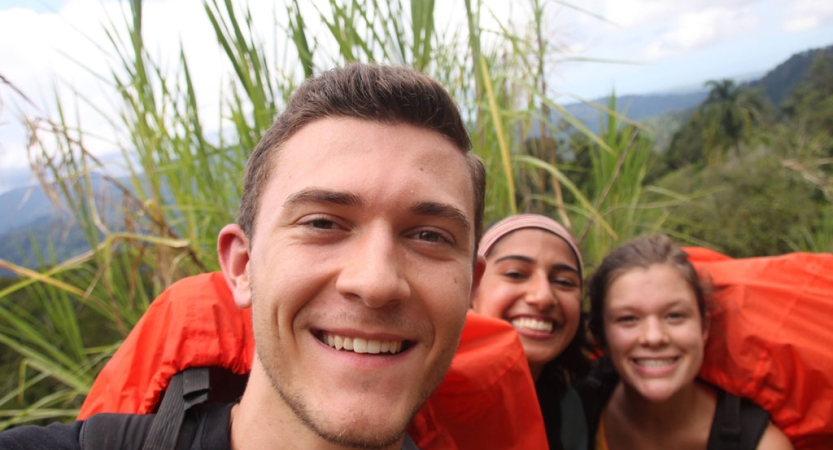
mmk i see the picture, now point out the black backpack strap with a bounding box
[575,357,620,450]
[79,411,199,450]
[79,368,210,450]
[80,413,155,449]
[708,389,771,450]
[401,433,421,450]
[142,367,210,450]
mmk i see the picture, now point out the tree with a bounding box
[698,79,770,164]
[782,53,833,140]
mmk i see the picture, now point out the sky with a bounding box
[1,0,832,193]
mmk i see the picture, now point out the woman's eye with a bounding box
[503,271,526,280]
[551,277,578,288]
[667,311,688,321]
[617,315,638,324]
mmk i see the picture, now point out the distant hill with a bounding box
[0,176,128,277]
[0,218,90,276]
[0,184,66,236]
[560,90,709,133]
[557,43,833,134]
[748,44,833,107]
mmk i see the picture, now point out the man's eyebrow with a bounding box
[411,201,471,232]
[283,188,363,208]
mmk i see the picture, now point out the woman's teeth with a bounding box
[510,317,554,333]
[633,358,677,367]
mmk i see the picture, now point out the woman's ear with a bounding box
[217,224,253,309]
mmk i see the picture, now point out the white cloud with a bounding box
[603,0,760,28]
[641,6,760,60]
[782,0,833,32]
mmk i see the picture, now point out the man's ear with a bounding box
[218,224,253,309]
[469,255,486,308]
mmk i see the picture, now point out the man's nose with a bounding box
[335,226,410,308]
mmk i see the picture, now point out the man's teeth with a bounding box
[323,333,403,354]
[634,358,676,367]
[510,317,554,333]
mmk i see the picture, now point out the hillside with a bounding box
[0,184,63,235]
[560,90,708,133]
[0,176,128,276]
[748,44,833,107]
[559,43,833,133]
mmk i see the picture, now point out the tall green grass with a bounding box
[0,0,672,424]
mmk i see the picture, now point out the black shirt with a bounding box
[0,403,233,450]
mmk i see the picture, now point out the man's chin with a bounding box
[282,386,424,449]
[315,422,406,450]
[305,404,416,450]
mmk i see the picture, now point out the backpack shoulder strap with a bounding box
[708,389,770,450]
[575,357,619,450]
[142,367,210,450]
[79,411,199,450]
[80,368,209,450]
[80,413,154,450]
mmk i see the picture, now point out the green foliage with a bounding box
[698,79,771,164]
[782,52,833,142]
[656,111,706,173]
[660,156,823,257]
[749,45,833,107]
[517,97,684,266]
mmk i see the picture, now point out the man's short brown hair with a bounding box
[238,63,485,247]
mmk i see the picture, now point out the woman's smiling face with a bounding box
[472,228,582,377]
[602,264,708,403]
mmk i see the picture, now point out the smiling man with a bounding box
[218,63,486,449]
[0,63,488,450]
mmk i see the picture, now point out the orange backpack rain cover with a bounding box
[78,272,548,450]
[688,248,833,450]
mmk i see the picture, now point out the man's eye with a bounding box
[415,230,443,243]
[309,219,338,230]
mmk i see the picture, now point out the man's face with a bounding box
[246,117,478,447]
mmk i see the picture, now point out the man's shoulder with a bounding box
[0,420,84,450]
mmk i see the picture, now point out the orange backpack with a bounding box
[78,272,548,450]
[688,248,833,450]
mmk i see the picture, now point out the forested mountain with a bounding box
[560,44,833,131]
[748,44,833,107]
[560,90,708,132]
[0,176,127,275]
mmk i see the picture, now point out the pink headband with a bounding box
[478,214,584,281]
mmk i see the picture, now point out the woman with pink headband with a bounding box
[472,214,591,450]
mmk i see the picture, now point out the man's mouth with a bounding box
[317,332,411,355]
